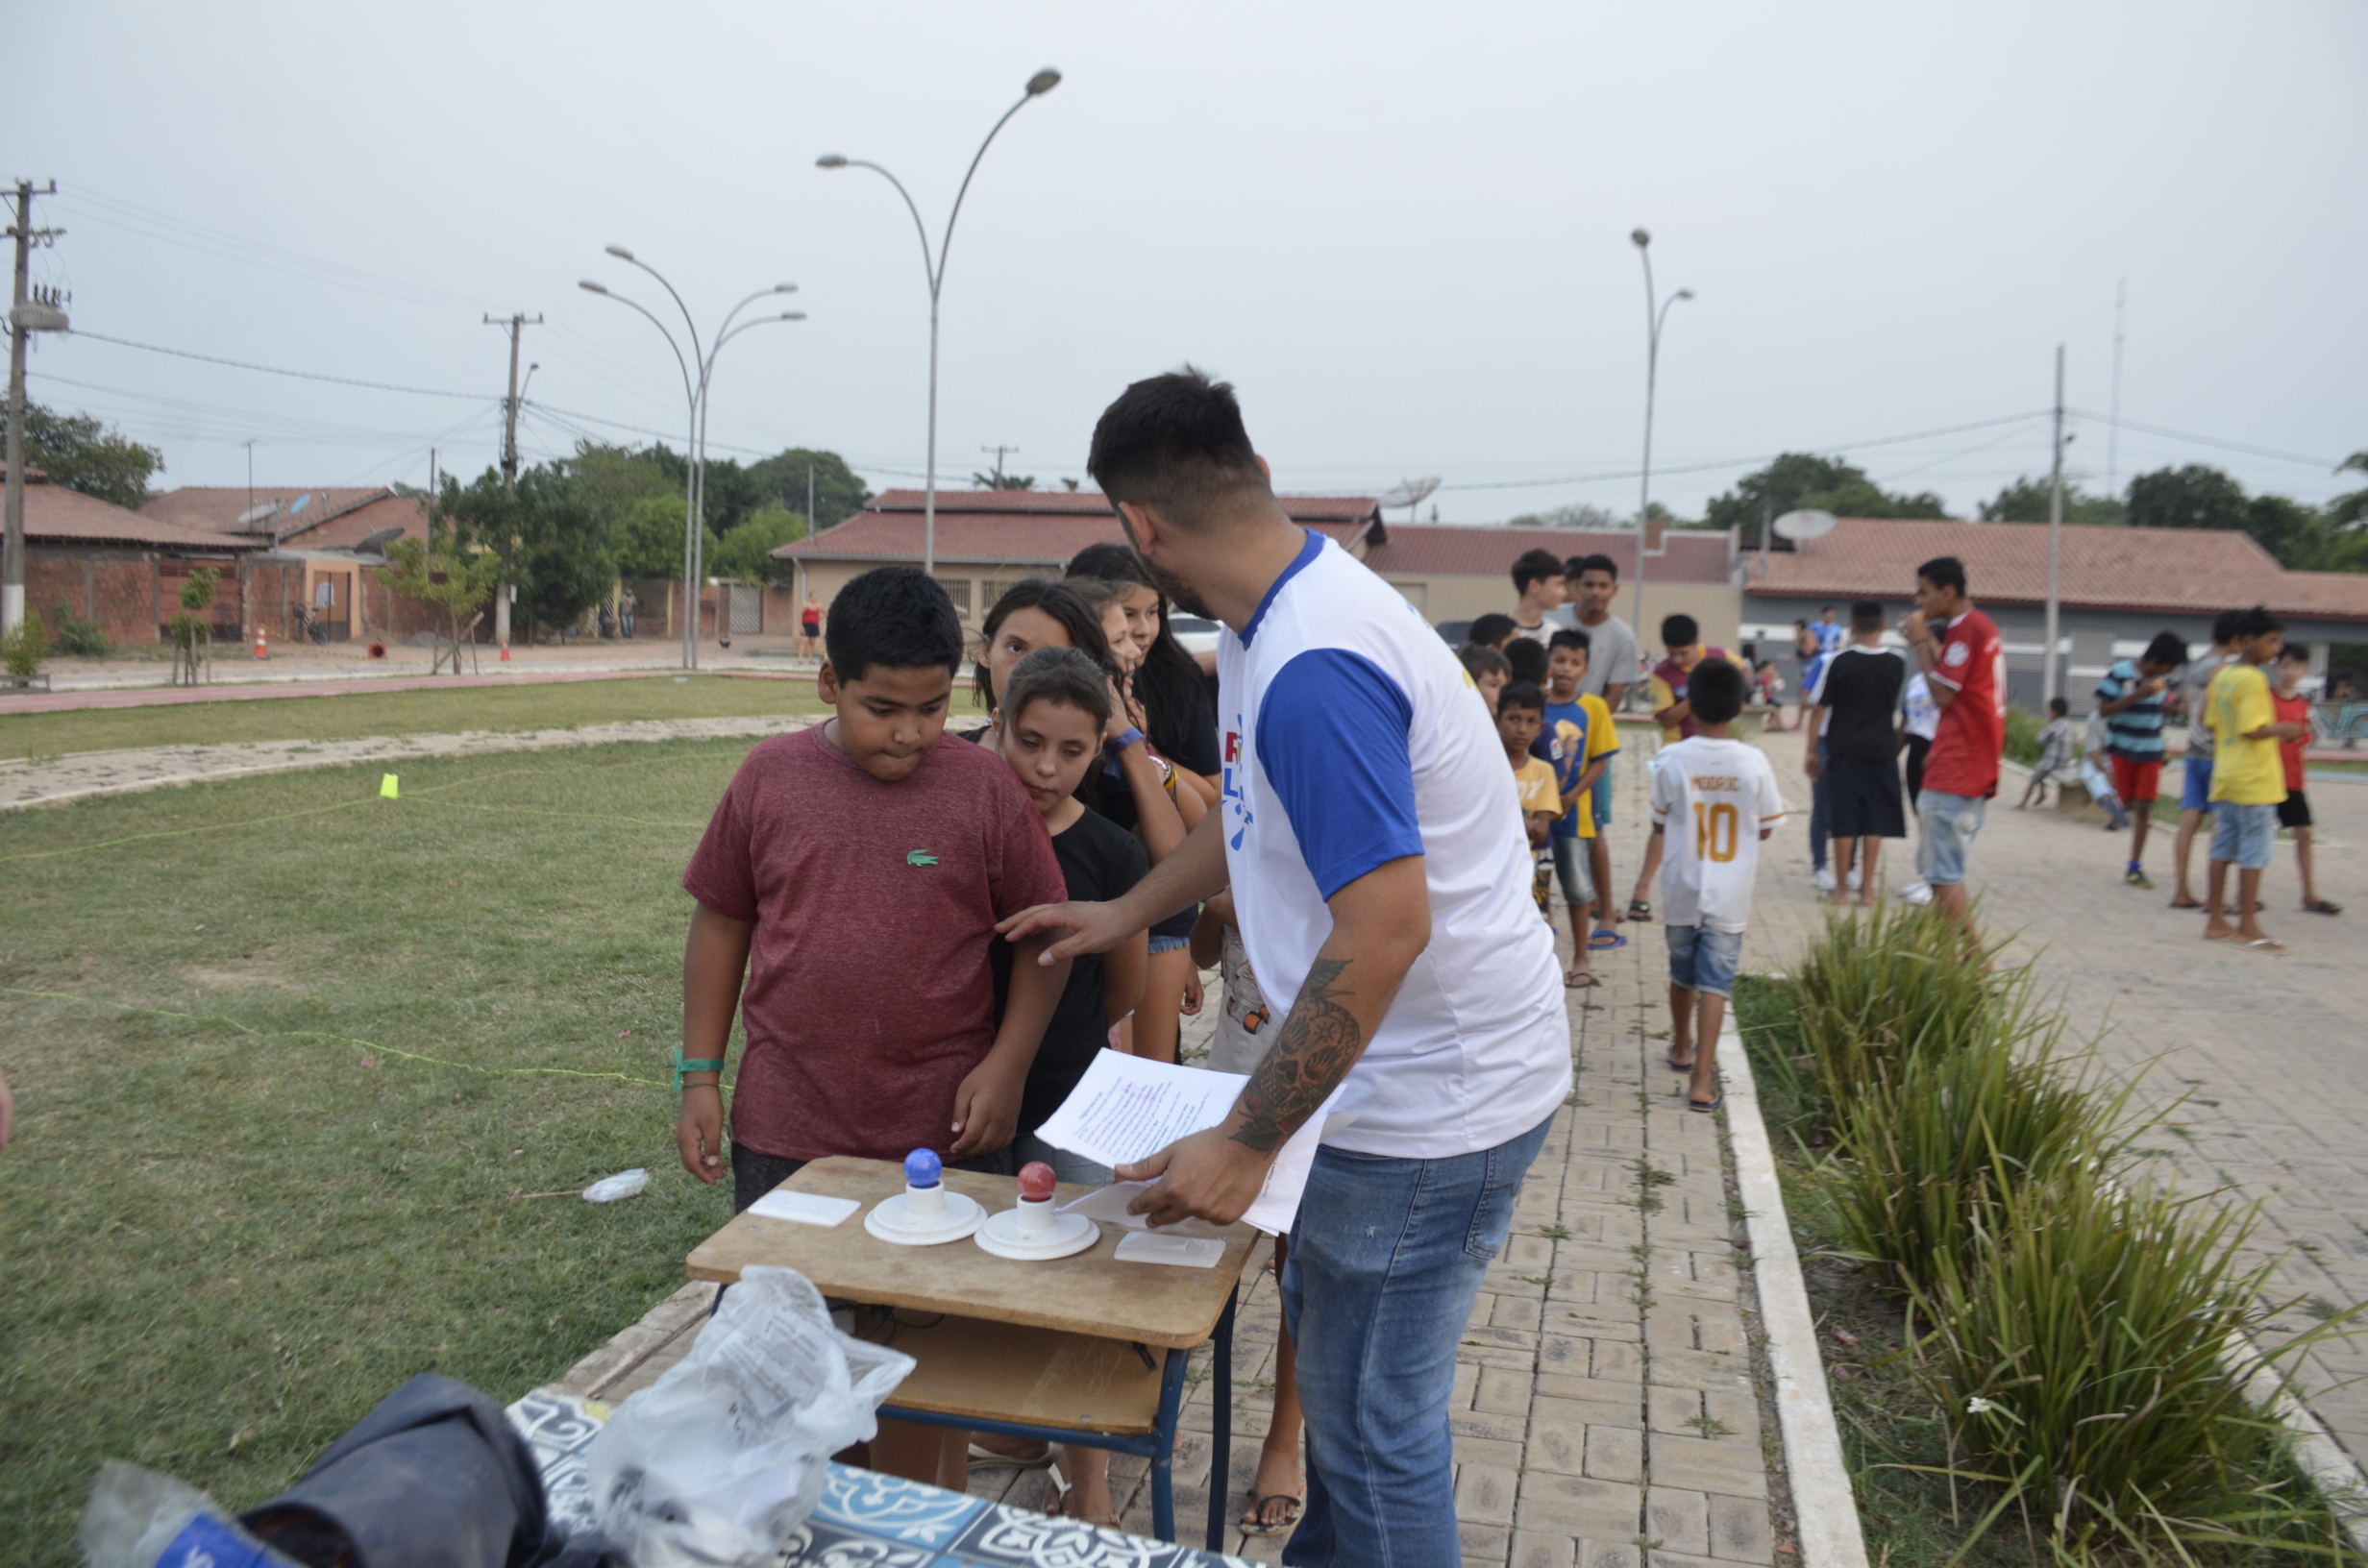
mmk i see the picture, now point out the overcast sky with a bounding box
[7,1,2361,525]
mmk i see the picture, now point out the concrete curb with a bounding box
[2235,1336,2368,1555]
[1717,1015,1870,1568]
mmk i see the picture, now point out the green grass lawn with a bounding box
[0,674,832,762]
[0,739,777,1561]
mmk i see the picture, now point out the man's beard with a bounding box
[1117,513,1217,619]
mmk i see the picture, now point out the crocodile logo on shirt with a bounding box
[905,850,938,867]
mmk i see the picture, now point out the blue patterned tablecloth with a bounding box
[507,1388,1249,1568]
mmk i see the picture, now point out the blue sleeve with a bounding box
[1255,649,1426,900]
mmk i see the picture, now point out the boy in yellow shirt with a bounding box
[2204,606,2309,952]
[1544,629,1619,986]
[1498,680,1563,919]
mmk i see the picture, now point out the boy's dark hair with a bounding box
[2142,631,2189,669]
[1916,555,1968,596]
[1821,604,1837,616]
[2233,604,2282,640]
[1505,638,1548,684]
[1086,367,1269,530]
[2277,643,2310,663]
[1687,657,1747,724]
[1661,613,1699,649]
[1850,600,1885,633]
[1468,612,1518,648]
[2211,608,2243,646]
[1548,627,1592,655]
[1497,679,1546,717]
[1458,644,1513,681]
[824,568,965,682]
[1568,552,1618,581]
[1000,646,1113,733]
[974,578,1114,709]
[1512,549,1566,594]
[2047,696,2070,717]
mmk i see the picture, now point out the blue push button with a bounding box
[903,1148,942,1188]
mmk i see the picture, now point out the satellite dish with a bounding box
[1377,477,1442,512]
[236,501,283,526]
[1773,509,1837,542]
[357,526,407,553]
[288,493,312,515]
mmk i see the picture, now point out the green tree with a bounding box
[377,533,500,656]
[1704,453,1948,547]
[24,402,164,510]
[2124,464,2250,533]
[442,464,623,633]
[708,502,807,583]
[746,449,872,528]
[1978,476,2127,526]
[969,469,1036,490]
[563,441,675,523]
[2328,452,2368,533]
[1508,502,1617,529]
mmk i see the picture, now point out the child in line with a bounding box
[2075,706,2134,832]
[977,646,1150,1526]
[1649,658,1786,1114]
[2094,631,2187,887]
[1626,616,1734,920]
[2273,645,2339,916]
[1459,643,1513,714]
[1498,680,1564,919]
[1467,612,1518,651]
[2014,697,2076,810]
[1188,890,1304,1538]
[1542,629,1618,987]
[1504,635,1549,690]
[676,567,1073,1491]
[2204,606,2309,952]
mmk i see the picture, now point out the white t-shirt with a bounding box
[1649,736,1788,935]
[1218,530,1571,1160]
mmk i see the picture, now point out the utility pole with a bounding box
[4,180,63,637]
[805,461,816,530]
[981,444,1019,488]
[2043,345,2066,707]
[484,311,541,652]
[2106,279,2126,504]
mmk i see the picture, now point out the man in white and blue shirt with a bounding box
[1002,371,1571,1566]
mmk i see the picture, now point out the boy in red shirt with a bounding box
[676,567,1072,1488]
[1899,555,2004,946]
[2274,645,2338,916]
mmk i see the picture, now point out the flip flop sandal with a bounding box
[2244,939,2287,954]
[1241,1489,1305,1537]
[1667,1050,1696,1073]
[1625,899,1652,921]
[1689,1089,1725,1115]
[1565,970,1600,990]
[1589,930,1629,951]
[2305,901,2343,916]
[2167,898,2204,910]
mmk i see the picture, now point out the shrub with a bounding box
[2004,702,2044,767]
[1793,902,1999,1103]
[48,600,110,657]
[2,606,51,677]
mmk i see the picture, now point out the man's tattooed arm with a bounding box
[1231,957,1365,1154]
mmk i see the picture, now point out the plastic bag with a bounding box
[584,1266,914,1567]
[582,1170,649,1204]
[80,1460,303,1568]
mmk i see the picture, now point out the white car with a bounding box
[1169,615,1222,657]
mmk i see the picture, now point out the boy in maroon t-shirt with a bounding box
[676,568,1071,1487]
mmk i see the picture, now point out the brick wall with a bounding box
[26,550,164,645]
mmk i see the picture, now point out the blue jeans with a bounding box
[1281,1114,1554,1567]
[1809,737,1831,870]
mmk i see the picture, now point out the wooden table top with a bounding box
[685,1156,1256,1350]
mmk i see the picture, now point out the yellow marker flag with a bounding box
[380,773,400,799]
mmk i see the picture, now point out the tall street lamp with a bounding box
[580,255,802,670]
[1630,228,1693,652]
[819,66,1060,577]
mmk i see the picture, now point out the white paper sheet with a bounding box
[747,1189,860,1227]
[1114,1231,1227,1269]
[1033,1049,1350,1236]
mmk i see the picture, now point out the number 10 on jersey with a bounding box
[1693,801,1739,863]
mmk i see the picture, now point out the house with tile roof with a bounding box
[775,490,1743,651]
[11,467,264,646]
[142,485,434,645]
[1738,516,2368,712]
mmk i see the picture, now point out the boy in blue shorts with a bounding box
[1650,659,1786,1114]
[1541,628,1618,986]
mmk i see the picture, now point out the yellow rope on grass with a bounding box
[0,986,668,1089]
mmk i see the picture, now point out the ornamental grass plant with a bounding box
[1791,900,2002,1106]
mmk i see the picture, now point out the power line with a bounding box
[2064,408,2343,471]
[65,328,484,399]
[1433,411,2053,492]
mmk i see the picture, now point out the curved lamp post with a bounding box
[580,259,801,669]
[819,66,1060,576]
[1630,228,1693,652]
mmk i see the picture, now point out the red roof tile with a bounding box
[143,485,404,540]
[1360,525,1734,585]
[780,489,1381,566]
[8,473,259,551]
[1746,517,2368,623]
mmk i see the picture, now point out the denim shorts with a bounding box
[1666,923,1742,998]
[2209,800,2277,871]
[2181,757,2214,813]
[1917,790,1987,888]
[1591,768,1613,828]
[1147,933,1191,956]
[1549,830,1595,906]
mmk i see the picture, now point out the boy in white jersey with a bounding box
[1649,658,1787,1114]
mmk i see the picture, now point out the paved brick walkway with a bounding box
[1739,734,2368,1481]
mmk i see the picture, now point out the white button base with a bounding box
[974,1206,1099,1261]
[865,1188,986,1245]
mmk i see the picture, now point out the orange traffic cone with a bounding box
[499,644,510,662]
[253,625,268,660]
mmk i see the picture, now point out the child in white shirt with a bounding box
[1648,658,1787,1113]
